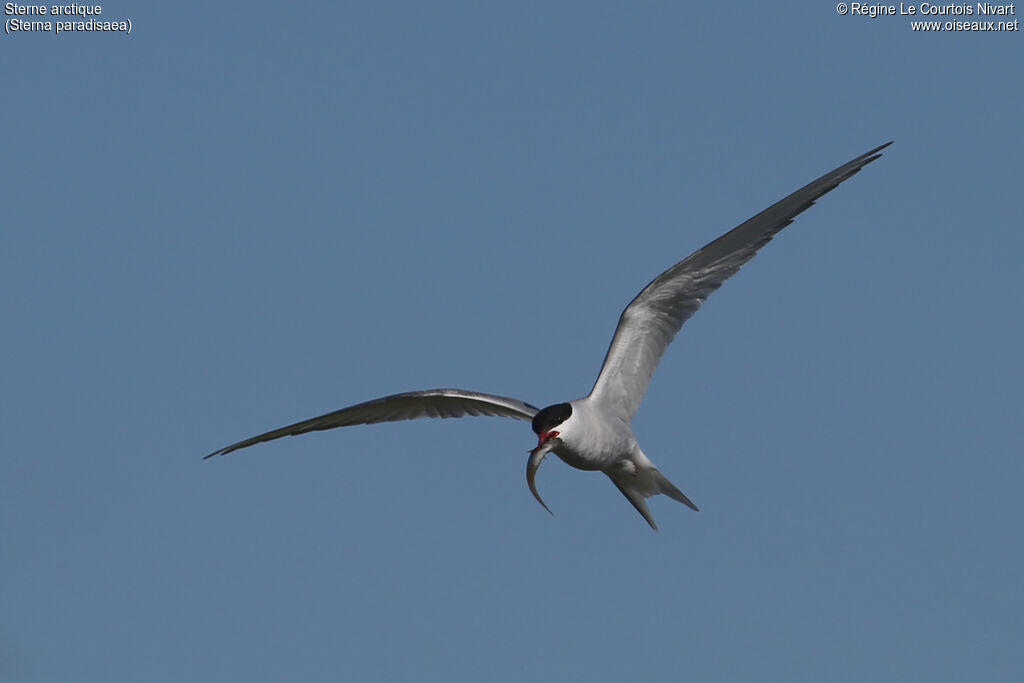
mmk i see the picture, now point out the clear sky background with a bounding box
[3,2,1021,681]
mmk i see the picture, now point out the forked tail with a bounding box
[607,465,699,530]
[654,470,700,512]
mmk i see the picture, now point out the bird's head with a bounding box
[531,402,572,449]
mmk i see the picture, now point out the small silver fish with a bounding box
[526,437,561,514]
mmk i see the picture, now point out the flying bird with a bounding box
[206,142,892,529]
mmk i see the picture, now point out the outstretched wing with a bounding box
[205,388,539,458]
[589,142,892,423]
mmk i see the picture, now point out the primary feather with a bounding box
[204,389,538,458]
[588,141,892,422]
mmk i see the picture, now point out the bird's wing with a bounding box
[205,388,539,458]
[589,142,892,423]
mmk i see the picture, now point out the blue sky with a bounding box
[3,3,1021,681]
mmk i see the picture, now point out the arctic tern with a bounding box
[206,141,891,529]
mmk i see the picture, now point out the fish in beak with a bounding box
[526,436,561,514]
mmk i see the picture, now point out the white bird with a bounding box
[206,142,891,529]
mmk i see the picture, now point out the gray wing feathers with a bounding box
[205,389,539,458]
[589,142,892,422]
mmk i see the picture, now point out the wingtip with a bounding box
[862,140,894,162]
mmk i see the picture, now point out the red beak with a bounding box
[536,431,559,448]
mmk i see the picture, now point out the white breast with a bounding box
[551,398,637,471]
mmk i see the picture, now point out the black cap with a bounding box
[531,403,572,434]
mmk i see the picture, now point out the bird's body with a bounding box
[550,399,633,472]
[206,142,892,529]
[526,399,698,527]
